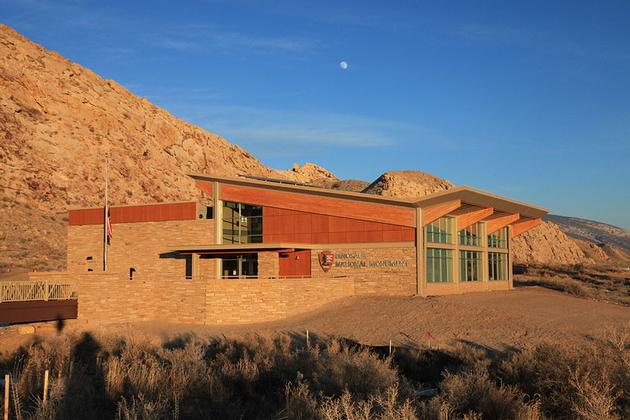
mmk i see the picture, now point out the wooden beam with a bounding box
[452,206,494,230]
[511,217,542,237]
[485,212,520,234]
[422,200,461,226]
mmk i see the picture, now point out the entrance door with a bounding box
[221,253,258,279]
[279,250,311,278]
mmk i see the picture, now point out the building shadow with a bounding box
[62,332,113,418]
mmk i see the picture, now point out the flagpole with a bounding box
[103,158,108,271]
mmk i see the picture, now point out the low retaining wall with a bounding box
[27,273,358,325]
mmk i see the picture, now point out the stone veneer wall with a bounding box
[310,247,417,295]
[29,272,207,324]
[204,278,355,324]
[67,219,215,277]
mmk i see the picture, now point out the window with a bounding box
[459,222,482,246]
[488,227,508,249]
[488,252,508,281]
[426,217,454,244]
[460,251,482,282]
[222,201,263,244]
[221,253,258,279]
[426,248,453,283]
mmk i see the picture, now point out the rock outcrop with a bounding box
[0,24,330,271]
[363,171,453,198]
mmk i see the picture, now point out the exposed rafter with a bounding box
[485,212,520,234]
[451,205,494,230]
[511,217,542,237]
[422,199,462,226]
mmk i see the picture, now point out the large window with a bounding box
[488,227,508,249]
[459,222,482,246]
[460,250,482,282]
[221,253,258,278]
[222,201,263,244]
[426,248,453,283]
[488,252,508,281]
[426,217,454,244]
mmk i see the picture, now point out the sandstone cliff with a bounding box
[0,24,329,270]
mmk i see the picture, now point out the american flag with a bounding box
[106,209,112,243]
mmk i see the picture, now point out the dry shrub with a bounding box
[435,369,541,420]
[499,334,628,419]
[2,330,628,419]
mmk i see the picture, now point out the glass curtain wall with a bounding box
[426,217,454,244]
[222,201,263,244]
[488,252,508,280]
[488,227,508,248]
[459,223,482,246]
[460,250,482,282]
[426,216,454,283]
[426,248,453,283]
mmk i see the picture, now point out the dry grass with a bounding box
[514,264,630,306]
[0,326,628,419]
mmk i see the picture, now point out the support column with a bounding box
[453,219,460,292]
[213,181,222,279]
[507,225,514,289]
[482,222,489,290]
[191,253,200,279]
[415,208,425,297]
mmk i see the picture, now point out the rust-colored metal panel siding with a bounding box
[69,202,198,225]
[68,208,104,225]
[221,184,415,227]
[279,250,311,277]
[263,207,415,244]
[0,300,78,323]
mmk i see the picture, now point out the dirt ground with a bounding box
[2,286,629,355]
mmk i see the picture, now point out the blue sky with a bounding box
[2,0,629,229]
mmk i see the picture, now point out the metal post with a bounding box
[3,374,9,420]
[103,158,109,272]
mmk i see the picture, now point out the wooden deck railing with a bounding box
[0,281,76,303]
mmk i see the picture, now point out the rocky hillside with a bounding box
[545,215,629,259]
[363,170,453,198]
[0,24,334,271]
[1,24,621,272]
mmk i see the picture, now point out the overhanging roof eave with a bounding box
[413,186,548,219]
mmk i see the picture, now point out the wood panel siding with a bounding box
[279,250,311,277]
[453,206,494,230]
[511,217,542,237]
[69,202,198,226]
[263,207,415,244]
[220,184,415,227]
[422,200,462,226]
[485,212,520,234]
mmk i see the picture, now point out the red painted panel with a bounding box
[262,205,415,244]
[279,250,311,277]
[69,202,197,226]
[220,184,415,227]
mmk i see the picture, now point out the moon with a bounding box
[339,60,349,70]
